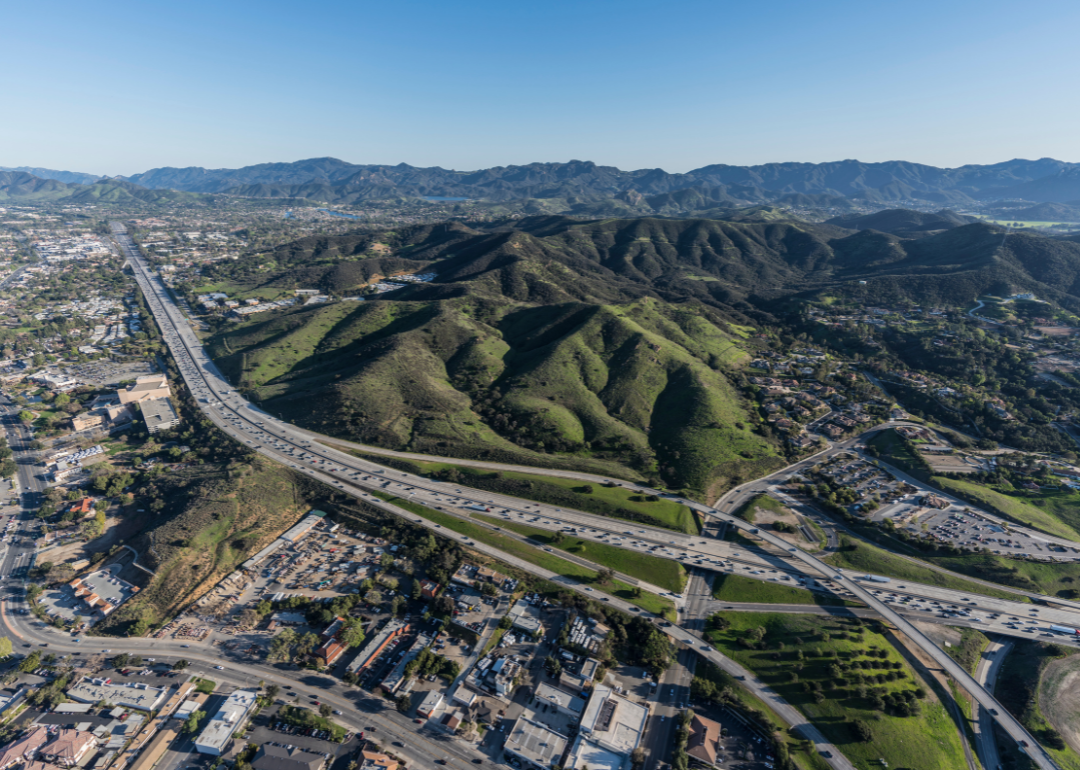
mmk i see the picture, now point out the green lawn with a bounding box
[703,612,969,770]
[945,627,989,675]
[353,453,700,533]
[368,491,676,619]
[711,573,850,606]
[932,476,1080,542]
[824,535,1023,600]
[474,514,687,592]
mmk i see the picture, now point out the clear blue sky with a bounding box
[4,0,1079,176]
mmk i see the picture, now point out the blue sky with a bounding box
[3,0,1079,175]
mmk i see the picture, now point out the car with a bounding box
[989,708,998,715]
[215,665,224,670]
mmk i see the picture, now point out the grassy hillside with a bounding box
[93,457,311,635]
[209,293,781,498]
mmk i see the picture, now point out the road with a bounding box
[108,223,1062,769]
[106,225,867,768]
[974,638,1012,770]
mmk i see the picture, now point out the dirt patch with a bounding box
[749,505,821,551]
[367,243,391,255]
[1039,654,1080,755]
[911,619,963,651]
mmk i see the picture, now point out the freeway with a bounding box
[974,638,1012,770]
[108,226,866,768]
[112,224,1063,768]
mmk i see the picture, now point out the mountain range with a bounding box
[121,156,1080,204]
[7,156,1080,209]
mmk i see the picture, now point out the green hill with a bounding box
[201,213,1080,495]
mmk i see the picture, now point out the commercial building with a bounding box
[315,640,346,668]
[686,714,723,765]
[503,718,567,770]
[359,752,398,770]
[117,375,171,405]
[141,397,180,434]
[417,691,443,718]
[380,633,434,695]
[534,682,585,719]
[195,690,258,756]
[251,745,326,770]
[506,602,544,637]
[67,679,168,712]
[40,730,97,767]
[67,572,139,619]
[0,726,50,770]
[347,619,410,674]
[419,580,440,600]
[566,684,649,770]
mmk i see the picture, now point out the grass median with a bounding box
[368,491,676,620]
[474,514,687,592]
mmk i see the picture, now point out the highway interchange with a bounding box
[0,222,1064,770]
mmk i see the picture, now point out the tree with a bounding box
[183,710,207,734]
[341,619,366,649]
[396,695,411,713]
[851,719,873,742]
[294,632,319,658]
[596,568,616,586]
[390,595,406,616]
[18,651,41,673]
[0,637,11,658]
[319,703,332,718]
[173,659,189,671]
[365,589,384,607]
[17,411,34,425]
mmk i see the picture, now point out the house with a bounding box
[686,714,723,765]
[39,730,97,767]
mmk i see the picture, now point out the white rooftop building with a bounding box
[195,689,258,755]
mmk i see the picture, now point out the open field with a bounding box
[473,514,687,592]
[368,491,676,619]
[823,534,1024,600]
[932,476,1080,542]
[1040,652,1080,759]
[711,573,848,606]
[703,611,969,770]
[352,452,700,533]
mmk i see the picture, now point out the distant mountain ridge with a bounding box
[119,156,1080,204]
[0,166,103,186]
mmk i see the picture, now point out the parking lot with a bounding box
[59,360,158,388]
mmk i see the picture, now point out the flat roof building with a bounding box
[195,690,258,756]
[534,682,585,719]
[504,718,567,770]
[565,684,649,770]
[67,679,168,713]
[347,619,410,674]
[141,397,180,434]
[117,376,170,405]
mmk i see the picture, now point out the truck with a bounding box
[465,504,491,513]
[1050,625,1080,636]
[855,574,891,584]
